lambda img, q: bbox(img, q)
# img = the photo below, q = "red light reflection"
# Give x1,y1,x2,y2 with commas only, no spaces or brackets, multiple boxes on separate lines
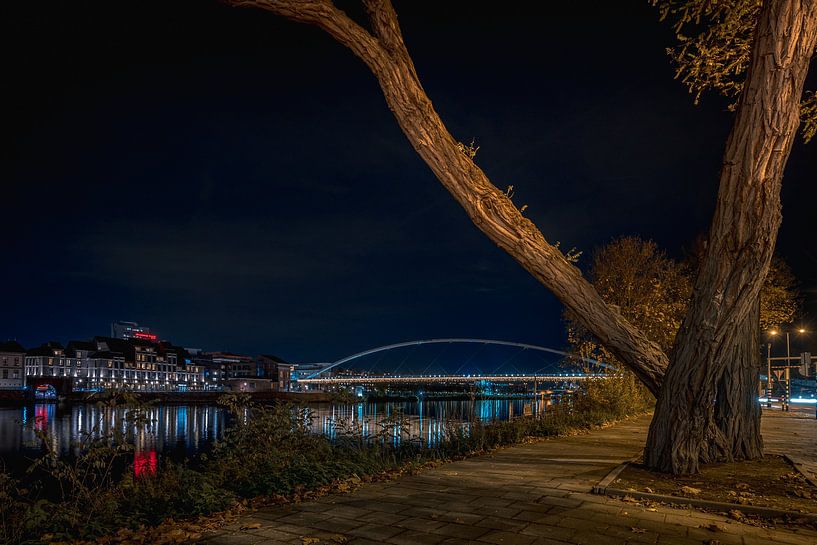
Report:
34,404,49,432
133,450,158,477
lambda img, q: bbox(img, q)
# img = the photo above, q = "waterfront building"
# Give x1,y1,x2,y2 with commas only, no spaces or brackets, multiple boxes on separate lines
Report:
25,337,203,392
208,352,255,379
25,342,77,379
189,351,224,391
223,377,273,392
0,340,25,389
256,354,293,391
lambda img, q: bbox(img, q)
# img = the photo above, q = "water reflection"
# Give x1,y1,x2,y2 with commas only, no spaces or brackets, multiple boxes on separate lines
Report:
0,403,225,474
0,397,553,472
314,397,553,447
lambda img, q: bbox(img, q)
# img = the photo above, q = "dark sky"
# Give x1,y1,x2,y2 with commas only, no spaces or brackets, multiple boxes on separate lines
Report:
2,1,816,363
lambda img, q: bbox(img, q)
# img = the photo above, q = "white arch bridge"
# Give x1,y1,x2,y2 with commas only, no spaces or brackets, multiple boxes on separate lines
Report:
296,338,610,386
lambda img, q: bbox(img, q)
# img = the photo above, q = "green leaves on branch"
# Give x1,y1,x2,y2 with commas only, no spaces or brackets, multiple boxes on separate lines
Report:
802,92,817,143
456,138,480,159
652,0,816,142
652,0,759,106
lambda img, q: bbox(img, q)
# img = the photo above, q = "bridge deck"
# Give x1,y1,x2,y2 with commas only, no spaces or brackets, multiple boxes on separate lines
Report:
298,374,605,385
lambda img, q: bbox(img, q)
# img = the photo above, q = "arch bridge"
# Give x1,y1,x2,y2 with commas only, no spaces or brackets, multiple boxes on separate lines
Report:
297,338,608,385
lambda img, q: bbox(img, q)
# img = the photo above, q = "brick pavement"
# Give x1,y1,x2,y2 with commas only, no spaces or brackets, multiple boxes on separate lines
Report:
202,414,817,545
762,408,817,485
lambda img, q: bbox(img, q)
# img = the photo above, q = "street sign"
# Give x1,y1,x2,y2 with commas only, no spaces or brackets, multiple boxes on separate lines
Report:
801,352,812,377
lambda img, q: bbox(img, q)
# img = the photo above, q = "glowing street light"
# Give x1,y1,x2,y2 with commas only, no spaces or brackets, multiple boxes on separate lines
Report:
767,328,809,411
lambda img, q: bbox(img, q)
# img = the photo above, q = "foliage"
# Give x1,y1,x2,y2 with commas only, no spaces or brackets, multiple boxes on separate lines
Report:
456,138,479,159
573,374,655,417
652,0,817,141
802,91,817,144
566,237,691,363
760,256,802,331
566,236,800,406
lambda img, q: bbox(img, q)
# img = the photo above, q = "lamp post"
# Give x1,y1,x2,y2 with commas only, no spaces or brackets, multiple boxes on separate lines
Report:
769,328,806,411
766,343,772,409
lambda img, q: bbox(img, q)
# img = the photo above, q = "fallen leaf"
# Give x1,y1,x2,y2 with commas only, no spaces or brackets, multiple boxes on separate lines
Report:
630,527,647,534
680,486,701,495
240,523,262,530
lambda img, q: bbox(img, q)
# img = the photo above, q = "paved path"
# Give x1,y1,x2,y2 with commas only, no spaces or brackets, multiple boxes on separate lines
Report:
762,408,817,485
203,414,817,545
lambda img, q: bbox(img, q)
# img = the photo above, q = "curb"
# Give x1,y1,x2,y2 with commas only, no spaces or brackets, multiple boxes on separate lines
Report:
592,461,817,523
591,459,632,495
783,454,817,488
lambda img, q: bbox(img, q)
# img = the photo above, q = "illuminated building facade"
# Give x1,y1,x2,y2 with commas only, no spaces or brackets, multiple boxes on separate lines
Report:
25,337,203,392
208,352,255,379
0,340,26,389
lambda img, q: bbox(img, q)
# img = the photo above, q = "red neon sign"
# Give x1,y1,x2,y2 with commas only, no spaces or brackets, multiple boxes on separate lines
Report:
133,332,157,341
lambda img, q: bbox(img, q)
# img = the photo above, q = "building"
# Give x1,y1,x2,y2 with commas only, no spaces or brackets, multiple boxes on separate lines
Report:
257,354,293,392
110,321,156,341
25,342,76,379
25,337,203,392
223,377,273,392
0,341,26,389
208,352,255,379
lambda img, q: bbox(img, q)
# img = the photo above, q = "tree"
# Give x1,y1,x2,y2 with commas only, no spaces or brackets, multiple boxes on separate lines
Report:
567,236,800,372
226,0,817,473
760,257,801,331
572,238,691,354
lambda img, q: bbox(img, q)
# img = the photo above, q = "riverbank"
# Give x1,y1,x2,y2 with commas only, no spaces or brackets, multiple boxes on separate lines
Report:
0,394,641,544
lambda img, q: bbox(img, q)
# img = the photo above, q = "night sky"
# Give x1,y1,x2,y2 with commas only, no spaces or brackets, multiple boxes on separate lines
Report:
3,1,816,363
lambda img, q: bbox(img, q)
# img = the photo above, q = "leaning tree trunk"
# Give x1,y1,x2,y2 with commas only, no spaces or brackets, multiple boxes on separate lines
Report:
227,0,670,395
645,0,817,474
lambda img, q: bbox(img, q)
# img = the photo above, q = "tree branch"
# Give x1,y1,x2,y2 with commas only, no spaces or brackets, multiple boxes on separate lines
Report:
225,0,670,395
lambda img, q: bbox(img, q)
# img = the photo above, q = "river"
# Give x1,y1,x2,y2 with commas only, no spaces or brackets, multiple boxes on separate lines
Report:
0,397,552,476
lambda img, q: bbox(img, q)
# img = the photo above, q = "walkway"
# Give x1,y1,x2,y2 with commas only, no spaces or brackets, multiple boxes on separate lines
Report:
203,413,817,545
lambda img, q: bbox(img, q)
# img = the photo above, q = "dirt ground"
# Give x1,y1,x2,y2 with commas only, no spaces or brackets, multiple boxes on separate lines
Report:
614,455,817,514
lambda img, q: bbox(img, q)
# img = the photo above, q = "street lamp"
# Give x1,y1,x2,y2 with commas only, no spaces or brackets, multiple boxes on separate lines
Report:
768,328,807,411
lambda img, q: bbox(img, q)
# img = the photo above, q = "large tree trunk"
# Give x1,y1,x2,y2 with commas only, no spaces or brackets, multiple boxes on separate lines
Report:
712,301,763,461
645,0,817,474
644,302,764,473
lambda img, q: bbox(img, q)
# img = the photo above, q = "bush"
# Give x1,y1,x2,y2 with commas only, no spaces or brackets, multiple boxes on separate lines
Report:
573,372,654,417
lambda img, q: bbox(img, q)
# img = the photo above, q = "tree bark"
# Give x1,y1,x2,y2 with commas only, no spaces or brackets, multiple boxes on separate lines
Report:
226,0,669,395
712,300,763,462
644,0,817,474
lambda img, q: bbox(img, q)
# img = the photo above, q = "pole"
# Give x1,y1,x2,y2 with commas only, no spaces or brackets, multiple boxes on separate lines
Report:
766,343,772,409
785,332,791,412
